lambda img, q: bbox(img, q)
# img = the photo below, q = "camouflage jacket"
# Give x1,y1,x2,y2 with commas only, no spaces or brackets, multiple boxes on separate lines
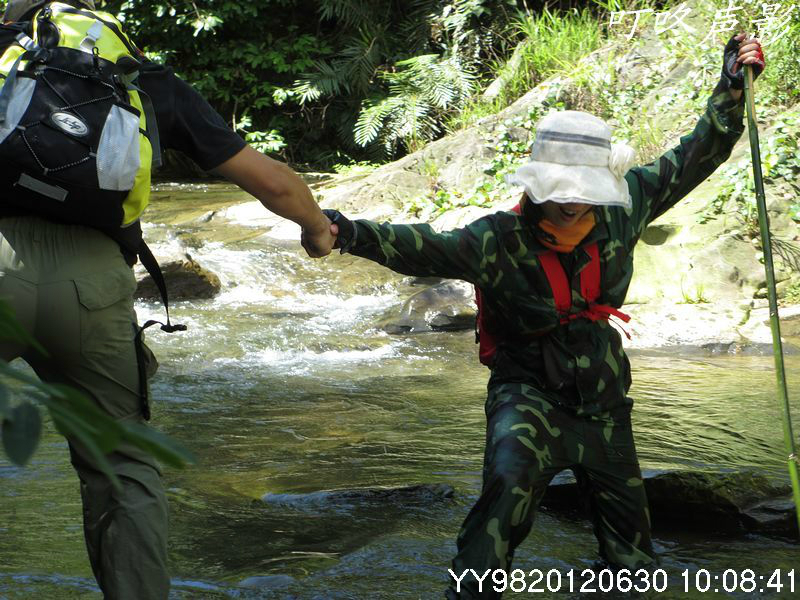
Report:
347,84,745,416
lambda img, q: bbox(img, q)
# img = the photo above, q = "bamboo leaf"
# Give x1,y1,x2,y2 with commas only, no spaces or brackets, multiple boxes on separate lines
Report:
41,397,122,490
0,385,8,420
120,422,195,469
0,300,45,355
1,402,41,465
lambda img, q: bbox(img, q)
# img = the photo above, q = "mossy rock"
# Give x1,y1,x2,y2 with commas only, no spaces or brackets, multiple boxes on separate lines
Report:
541,470,796,537
136,256,221,301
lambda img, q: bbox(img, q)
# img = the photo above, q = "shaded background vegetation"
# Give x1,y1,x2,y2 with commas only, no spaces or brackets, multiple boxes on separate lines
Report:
91,0,604,168
3,0,796,171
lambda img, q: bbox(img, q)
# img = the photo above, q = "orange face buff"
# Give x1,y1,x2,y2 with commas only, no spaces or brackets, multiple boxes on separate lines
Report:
536,211,596,253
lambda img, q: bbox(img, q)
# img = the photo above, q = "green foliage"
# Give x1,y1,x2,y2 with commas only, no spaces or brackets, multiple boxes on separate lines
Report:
234,115,287,155
289,1,534,162
451,7,602,131
784,280,800,304
758,12,800,105
354,54,476,154
679,281,710,304
0,300,193,487
0,0,787,171
503,8,602,96
405,104,546,217
703,111,800,235
97,0,324,161
1,399,40,465
332,161,379,176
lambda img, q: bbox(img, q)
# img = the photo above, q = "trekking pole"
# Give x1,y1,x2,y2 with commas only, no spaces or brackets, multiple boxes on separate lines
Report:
743,64,800,536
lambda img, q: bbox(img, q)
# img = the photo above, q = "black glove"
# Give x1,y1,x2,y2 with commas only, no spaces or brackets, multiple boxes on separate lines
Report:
721,34,764,90
322,209,357,253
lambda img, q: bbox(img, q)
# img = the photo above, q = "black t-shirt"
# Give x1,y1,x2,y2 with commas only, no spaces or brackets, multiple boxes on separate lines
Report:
0,23,246,171
138,63,246,171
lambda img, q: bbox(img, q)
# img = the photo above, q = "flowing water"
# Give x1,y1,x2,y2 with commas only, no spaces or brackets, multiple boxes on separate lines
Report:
1,184,798,599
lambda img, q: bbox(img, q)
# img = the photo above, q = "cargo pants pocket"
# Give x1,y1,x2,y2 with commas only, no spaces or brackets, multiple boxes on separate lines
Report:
74,265,148,419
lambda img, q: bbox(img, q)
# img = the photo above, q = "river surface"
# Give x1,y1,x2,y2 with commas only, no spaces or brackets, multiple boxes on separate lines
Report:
1,184,798,599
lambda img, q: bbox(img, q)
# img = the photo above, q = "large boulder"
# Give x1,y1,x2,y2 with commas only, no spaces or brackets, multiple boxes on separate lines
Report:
135,255,221,301
540,470,797,537
377,279,477,333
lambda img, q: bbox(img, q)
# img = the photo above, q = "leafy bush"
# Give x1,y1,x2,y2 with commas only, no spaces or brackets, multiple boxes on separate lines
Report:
450,7,602,131
354,54,476,155
704,111,800,235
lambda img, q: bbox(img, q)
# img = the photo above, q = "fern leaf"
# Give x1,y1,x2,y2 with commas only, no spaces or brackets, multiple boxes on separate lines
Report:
354,96,402,147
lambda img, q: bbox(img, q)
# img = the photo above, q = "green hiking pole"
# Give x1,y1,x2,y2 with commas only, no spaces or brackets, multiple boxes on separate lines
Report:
743,64,800,536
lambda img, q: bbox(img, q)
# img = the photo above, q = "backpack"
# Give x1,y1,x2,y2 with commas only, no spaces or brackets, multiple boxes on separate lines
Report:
475,204,630,367
0,2,181,333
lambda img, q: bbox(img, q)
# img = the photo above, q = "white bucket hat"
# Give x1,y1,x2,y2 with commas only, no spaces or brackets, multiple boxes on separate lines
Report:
507,110,636,209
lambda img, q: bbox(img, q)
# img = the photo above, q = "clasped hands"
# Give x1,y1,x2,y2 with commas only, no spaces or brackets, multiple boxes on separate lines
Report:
300,209,348,258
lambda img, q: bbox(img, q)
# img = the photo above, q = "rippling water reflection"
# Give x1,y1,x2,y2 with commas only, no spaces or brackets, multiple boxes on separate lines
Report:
1,188,798,598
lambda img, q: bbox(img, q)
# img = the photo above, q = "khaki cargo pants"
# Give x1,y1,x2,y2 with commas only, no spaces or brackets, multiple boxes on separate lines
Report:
0,217,169,599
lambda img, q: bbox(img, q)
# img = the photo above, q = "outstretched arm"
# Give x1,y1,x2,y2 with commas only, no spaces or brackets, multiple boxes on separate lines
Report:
325,209,492,284
626,34,764,231
213,146,335,257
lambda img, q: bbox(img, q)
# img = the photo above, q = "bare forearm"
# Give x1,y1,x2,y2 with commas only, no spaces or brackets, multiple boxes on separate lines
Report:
213,146,328,232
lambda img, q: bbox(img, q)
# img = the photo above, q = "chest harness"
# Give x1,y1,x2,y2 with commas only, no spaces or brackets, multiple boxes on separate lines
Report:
476,205,631,367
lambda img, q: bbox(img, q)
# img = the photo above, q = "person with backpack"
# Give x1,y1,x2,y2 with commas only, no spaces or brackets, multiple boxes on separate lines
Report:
0,1,334,598
320,35,764,599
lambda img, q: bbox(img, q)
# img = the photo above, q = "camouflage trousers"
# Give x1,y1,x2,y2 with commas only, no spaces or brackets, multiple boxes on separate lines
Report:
448,382,654,599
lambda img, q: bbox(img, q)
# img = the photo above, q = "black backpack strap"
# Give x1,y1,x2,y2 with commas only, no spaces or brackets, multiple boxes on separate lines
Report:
0,33,47,124
102,222,184,335
124,76,162,168
137,239,186,334
132,322,151,420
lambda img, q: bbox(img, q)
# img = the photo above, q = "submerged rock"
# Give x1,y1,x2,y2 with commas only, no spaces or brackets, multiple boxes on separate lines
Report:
238,575,295,590
741,496,799,535
378,280,476,333
135,255,222,301
540,470,797,538
261,483,454,511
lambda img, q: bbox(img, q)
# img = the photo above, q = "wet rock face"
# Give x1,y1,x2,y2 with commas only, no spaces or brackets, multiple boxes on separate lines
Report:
540,470,798,538
378,279,477,334
135,255,222,300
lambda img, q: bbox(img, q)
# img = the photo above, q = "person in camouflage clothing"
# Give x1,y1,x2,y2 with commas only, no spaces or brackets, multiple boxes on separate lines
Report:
309,35,764,598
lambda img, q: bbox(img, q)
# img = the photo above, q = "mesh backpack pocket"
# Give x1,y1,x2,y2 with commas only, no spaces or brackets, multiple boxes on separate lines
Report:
0,72,34,145
97,103,140,191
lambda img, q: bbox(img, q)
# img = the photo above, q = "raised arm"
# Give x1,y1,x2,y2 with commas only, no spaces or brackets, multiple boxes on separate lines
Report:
626,34,764,231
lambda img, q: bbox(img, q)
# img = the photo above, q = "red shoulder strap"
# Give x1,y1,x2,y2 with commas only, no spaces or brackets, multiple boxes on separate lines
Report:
540,242,602,315
580,243,601,303
539,252,571,314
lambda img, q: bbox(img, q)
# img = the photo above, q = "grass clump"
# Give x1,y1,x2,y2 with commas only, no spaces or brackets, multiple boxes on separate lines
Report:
449,7,603,132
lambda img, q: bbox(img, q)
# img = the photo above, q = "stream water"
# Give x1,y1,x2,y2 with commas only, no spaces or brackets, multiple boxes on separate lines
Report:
1,184,798,599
